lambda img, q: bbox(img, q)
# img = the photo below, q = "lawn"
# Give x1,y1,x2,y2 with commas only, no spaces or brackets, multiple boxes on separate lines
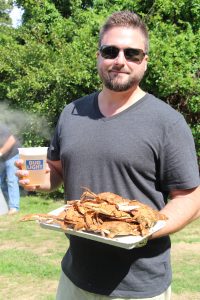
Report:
0,195,200,299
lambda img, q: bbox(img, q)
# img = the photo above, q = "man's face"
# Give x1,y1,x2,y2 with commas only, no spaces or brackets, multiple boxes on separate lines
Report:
97,27,148,92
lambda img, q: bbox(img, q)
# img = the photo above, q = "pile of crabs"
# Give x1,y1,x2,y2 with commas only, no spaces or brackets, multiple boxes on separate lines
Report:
21,188,167,238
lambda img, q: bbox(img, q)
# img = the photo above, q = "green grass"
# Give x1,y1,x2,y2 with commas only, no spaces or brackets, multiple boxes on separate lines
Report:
0,195,68,299
171,218,200,296
0,249,58,278
0,195,200,299
171,219,200,243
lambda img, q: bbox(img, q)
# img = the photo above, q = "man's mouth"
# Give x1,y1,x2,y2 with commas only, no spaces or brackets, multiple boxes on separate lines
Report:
109,69,128,75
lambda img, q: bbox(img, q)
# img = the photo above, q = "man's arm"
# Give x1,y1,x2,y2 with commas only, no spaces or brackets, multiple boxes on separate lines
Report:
0,135,16,155
151,186,200,239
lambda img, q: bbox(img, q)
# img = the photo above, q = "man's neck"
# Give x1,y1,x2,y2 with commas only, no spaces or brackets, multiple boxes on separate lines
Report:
98,87,146,117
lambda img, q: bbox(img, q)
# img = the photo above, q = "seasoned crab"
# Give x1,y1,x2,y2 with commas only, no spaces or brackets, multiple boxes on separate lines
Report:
20,187,167,238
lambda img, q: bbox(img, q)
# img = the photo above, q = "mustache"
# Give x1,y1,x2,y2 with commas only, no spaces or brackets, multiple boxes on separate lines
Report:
108,66,129,73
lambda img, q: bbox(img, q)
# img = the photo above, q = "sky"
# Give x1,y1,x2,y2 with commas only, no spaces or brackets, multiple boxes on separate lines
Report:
9,4,23,28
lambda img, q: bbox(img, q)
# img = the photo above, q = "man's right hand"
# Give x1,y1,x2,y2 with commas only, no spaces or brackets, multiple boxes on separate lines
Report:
15,159,41,191
16,158,63,192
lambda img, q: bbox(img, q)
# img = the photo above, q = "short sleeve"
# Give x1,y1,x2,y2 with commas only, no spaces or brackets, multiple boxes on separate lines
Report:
160,116,200,191
47,121,61,161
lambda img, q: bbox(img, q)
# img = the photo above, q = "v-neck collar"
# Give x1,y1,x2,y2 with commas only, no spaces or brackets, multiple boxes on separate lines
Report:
93,91,148,121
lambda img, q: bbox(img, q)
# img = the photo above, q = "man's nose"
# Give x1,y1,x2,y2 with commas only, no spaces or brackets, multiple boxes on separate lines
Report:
114,50,126,64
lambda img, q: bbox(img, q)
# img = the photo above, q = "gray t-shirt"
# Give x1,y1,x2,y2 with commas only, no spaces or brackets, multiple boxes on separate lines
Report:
48,92,199,298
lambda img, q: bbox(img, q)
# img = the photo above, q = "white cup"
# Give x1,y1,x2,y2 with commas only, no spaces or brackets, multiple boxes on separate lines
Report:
18,147,48,185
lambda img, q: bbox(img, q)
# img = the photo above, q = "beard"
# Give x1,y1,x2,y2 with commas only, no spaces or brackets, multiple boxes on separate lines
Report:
98,66,145,92
102,76,138,91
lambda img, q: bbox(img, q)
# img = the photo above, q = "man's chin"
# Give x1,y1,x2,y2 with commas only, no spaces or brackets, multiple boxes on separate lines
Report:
105,82,133,92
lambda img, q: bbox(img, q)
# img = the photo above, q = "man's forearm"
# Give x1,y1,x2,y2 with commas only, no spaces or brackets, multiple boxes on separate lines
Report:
0,135,16,155
151,186,200,239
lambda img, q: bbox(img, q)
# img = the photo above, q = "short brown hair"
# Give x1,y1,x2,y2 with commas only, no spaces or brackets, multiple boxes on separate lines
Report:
99,11,149,53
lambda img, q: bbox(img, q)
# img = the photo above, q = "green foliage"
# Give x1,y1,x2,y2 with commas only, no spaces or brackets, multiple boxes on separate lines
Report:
0,0,199,168
0,0,13,25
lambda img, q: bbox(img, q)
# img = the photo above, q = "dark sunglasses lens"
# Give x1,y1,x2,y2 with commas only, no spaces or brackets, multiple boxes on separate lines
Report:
100,46,119,59
100,46,145,62
125,49,145,62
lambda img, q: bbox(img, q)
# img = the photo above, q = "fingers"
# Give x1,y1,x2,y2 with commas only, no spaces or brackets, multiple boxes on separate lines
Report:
45,167,50,174
15,158,24,170
15,159,39,190
15,158,46,191
23,184,41,191
15,168,29,184
15,169,29,178
135,237,148,248
16,173,40,191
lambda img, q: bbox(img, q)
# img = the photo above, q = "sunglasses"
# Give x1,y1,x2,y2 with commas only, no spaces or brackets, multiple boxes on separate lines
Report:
99,45,146,63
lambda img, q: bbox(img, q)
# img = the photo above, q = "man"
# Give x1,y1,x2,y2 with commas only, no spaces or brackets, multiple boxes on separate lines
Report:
0,124,20,214
16,11,200,300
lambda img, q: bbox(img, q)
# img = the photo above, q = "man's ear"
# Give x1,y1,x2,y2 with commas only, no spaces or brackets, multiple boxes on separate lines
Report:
144,56,148,71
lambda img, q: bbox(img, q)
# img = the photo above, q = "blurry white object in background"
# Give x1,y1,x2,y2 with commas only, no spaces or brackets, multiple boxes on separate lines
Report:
10,3,23,28
0,188,8,215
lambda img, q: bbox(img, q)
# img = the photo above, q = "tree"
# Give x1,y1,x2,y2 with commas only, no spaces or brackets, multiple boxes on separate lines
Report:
0,0,13,25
